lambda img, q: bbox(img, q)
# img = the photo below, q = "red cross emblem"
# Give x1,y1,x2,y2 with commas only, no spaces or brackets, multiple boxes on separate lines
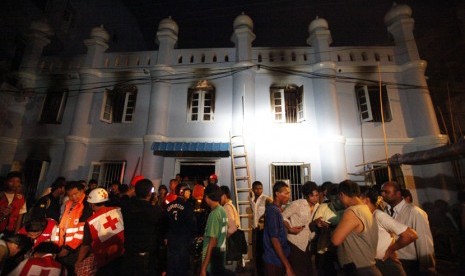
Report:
103,215,119,230
39,269,51,276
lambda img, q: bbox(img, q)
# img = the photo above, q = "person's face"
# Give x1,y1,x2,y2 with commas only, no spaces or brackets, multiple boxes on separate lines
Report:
252,185,263,197
184,189,191,199
67,188,84,203
307,190,320,205
338,192,349,207
220,194,227,205
176,175,182,183
26,231,42,240
111,184,119,193
276,187,291,205
158,189,167,198
57,186,66,196
169,180,178,192
7,177,21,193
381,184,400,205
89,183,98,190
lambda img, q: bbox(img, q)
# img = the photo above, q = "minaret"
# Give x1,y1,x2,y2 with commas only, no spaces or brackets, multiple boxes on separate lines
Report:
61,25,110,178
230,13,257,179
307,17,347,182
0,20,53,168
2,20,53,138
141,17,178,182
385,3,440,138
230,13,256,137
385,4,451,201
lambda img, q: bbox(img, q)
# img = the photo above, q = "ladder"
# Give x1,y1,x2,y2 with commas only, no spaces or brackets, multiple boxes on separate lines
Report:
229,134,252,259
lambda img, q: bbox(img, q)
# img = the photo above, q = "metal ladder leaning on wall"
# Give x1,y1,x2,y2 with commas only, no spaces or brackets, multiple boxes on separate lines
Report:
229,134,253,260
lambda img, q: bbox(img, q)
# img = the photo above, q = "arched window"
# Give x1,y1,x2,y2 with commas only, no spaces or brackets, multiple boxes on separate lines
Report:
270,85,304,123
187,80,215,122
39,89,68,124
101,84,138,123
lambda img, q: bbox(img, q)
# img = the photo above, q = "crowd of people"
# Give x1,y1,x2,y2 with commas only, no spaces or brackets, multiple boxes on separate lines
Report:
0,170,464,276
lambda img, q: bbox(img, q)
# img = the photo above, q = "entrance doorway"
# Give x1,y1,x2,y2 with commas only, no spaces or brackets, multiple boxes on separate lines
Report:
178,160,216,187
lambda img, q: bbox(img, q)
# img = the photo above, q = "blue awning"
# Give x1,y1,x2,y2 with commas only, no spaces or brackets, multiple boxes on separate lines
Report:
151,142,230,157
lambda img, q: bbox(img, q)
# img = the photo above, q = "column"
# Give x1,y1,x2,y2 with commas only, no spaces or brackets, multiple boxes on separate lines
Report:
141,18,178,181
230,13,257,179
0,21,53,170
60,26,109,178
308,17,347,182
385,3,440,137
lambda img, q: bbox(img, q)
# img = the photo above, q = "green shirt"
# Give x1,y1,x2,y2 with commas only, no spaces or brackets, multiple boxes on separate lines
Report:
202,205,227,263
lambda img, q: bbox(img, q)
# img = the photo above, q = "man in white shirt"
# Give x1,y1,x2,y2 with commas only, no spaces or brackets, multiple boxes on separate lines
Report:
381,181,436,276
282,181,320,276
249,181,272,276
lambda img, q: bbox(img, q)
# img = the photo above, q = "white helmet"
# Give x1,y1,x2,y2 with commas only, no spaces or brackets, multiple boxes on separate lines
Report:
87,188,109,204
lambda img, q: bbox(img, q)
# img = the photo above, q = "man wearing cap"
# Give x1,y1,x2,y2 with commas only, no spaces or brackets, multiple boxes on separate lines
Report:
30,178,66,222
210,174,218,183
76,188,124,275
163,183,196,276
7,241,65,276
164,179,179,206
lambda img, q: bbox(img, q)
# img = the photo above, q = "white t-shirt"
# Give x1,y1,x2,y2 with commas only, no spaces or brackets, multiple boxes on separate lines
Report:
374,209,407,260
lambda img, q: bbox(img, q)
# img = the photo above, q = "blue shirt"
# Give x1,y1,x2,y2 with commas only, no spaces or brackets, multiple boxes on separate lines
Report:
263,203,290,266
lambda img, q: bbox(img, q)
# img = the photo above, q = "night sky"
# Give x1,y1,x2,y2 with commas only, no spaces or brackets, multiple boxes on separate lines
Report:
120,0,459,49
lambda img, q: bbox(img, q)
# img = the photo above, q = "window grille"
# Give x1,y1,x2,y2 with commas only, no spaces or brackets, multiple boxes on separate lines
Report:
270,163,311,201
89,161,126,189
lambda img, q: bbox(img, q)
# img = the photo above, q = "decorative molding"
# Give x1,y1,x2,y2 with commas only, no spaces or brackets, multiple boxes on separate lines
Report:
399,60,427,73
346,137,413,146
0,137,19,145
346,134,448,146
22,137,65,145
144,134,228,143
311,61,337,72
64,135,142,145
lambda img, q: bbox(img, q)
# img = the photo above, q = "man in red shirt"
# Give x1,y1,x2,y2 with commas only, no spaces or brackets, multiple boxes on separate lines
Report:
0,171,27,236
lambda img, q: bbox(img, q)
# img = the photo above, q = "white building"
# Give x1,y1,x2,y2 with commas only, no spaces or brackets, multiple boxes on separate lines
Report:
0,4,455,204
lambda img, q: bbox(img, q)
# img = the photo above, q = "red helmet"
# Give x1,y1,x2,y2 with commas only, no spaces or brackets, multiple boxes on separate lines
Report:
130,175,145,186
209,174,218,181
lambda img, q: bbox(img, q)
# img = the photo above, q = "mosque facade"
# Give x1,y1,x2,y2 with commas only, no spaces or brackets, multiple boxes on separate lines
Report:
0,4,454,203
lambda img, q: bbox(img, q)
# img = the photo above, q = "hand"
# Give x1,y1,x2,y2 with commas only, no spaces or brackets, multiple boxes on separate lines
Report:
382,246,399,263
285,266,296,276
57,248,69,258
315,217,330,228
288,226,304,235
